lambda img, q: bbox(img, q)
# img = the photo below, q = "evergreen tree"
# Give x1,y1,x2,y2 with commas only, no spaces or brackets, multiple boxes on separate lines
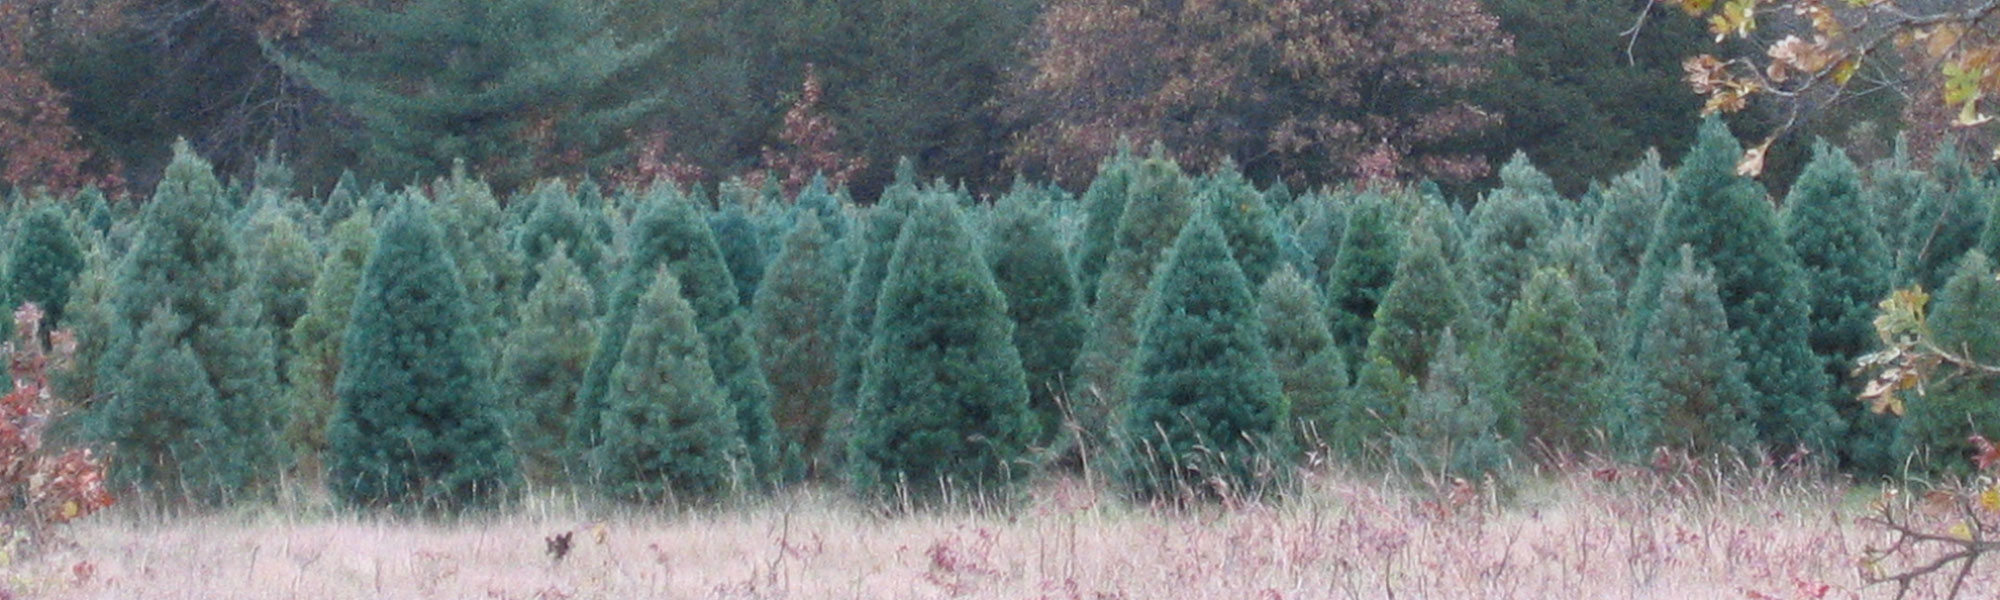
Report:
573,190,778,481
709,201,771,308
1324,190,1406,362
1780,141,1896,472
283,212,374,480
1465,153,1560,322
592,267,743,502
1496,267,1610,450
985,191,1086,436
1347,220,1466,455
96,307,230,501
1591,150,1668,299
1075,147,1136,302
1895,252,2000,473
1865,136,1931,260
1897,143,1989,291
1629,117,1838,453
1119,210,1287,499
329,200,516,511
1073,151,1194,428
514,181,610,298
826,184,916,466
430,170,522,358
278,0,664,191
1257,264,1347,437
499,248,598,487
1392,329,1507,477
99,142,278,501
239,204,319,349
3,201,83,324
1200,166,1282,289
750,216,844,480
1542,221,1626,356
850,196,1037,499
1617,247,1758,455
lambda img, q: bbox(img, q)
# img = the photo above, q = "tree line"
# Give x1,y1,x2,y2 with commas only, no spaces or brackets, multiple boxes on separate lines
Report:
2,115,1994,511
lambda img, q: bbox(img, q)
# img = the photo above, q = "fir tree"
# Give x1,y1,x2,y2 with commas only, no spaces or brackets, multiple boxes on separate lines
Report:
1200,166,1282,289
592,267,743,502
1496,267,1610,450
278,0,664,191
1257,264,1347,438
1324,190,1406,362
239,204,319,349
1897,143,1989,291
95,307,230,501
4,201,83,325
985,191,1086,436
1617,247,1757,455
1073,151,1194,429
1119,211,1287,499
430,170,522,358
1540,222,1625,356
1591,149,1668,299
329,200,516,511
1895,252,2000,473
99,142,278,501
825,184,915,470
1628,117,1838,453
1780,141,1895,473
709,201,771,309
283,212,374,480
499,247,598,486
514,181,610,298
1075,147,1136,303
1392,329,1507,478
850,196,1037,499
750,216,844,480
1347,220,1465,455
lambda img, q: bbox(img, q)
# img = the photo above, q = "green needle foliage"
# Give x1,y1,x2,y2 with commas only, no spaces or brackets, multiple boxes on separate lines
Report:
1075,146,1137,303
1324,190,1406,363
1118,210,1287,501
1616,246,1757,456
591,267,743,503
1200,166,1282,289
1780,141,1895,473
284,212,374,481
1465,153,1560,322
985,190,1086,437
499,248,599,487
1495,267,1610,451
1073,150,1194,429
1895,252,2000,474
1257,264,1347,439
1392,329,1507,478
4,201,84,325
850,195,1037,501
750,216,845,481
329,199,516,512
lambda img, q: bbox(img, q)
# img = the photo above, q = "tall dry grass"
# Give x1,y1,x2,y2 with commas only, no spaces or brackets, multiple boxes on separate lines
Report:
1,461,1980,599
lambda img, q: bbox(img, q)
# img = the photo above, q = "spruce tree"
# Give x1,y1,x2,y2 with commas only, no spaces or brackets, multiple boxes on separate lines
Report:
99,142,278,501
1897,143,1989,291
1392,329,1507,477
240,204,319,349
499,247,598,486
278,0,664,191
750,216,845,480
850,196,1037,499
1496,268,1610,450
1075,147,1137,303
4,201,83,325
592,267,743,503
514,181,610,298
1591,149,1668,299
1119,211,1287,499
329,200,516,511
1628,117,1838,453
1200,166,1282,289
1465,153,1560,322
1780,141,1896,472
283,212,374,479
985,191,1086,436
1617,247,1757,455
1324,190,1406,362
1895,252,2000,473
1347,220,1466,455
1257,264,1347,437
826,185,915,470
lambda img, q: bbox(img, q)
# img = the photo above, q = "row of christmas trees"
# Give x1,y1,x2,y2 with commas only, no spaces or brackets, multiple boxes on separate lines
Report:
5,117,1997,511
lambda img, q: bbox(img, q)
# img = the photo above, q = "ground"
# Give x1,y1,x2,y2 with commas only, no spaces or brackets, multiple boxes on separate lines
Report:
2,467,1985,599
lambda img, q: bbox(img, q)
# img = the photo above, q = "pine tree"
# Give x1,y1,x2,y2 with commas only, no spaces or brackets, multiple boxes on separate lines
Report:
985,191,1085,436
1897,143,1989,291
1540,222,1625,355
850,196,1037,499
1628,117,1838,453
4,201,83,325
1075,147,1137,303
1617,246,1757,455
592,267,743,503
1591,149,1668,299
1895,252,2000,473
750,216,844,480
283,211,374,480
709,201,771,309
1073,151,1194,429
329,200,516,511
1780,141,1896,473
95,307,229,501
1392,329,1507,477
827,184,916,467
1465,153,1560,322
430,170,521,359
1324,189,1406,362
573,189,777,481
1119,210,1287,499
1200,166,1282,289
499,247,598,486
278,0,664,191
239,204,319,350
514,181,610,298
1347,220,1466,455
1496,267,1610,450
1257,264,1347,438
99,142,278,501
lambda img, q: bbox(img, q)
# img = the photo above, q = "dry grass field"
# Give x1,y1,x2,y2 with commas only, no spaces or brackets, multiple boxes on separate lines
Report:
1,465,1986,600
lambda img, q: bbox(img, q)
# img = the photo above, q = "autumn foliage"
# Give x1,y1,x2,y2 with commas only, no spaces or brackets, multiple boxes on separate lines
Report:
0,303,111,547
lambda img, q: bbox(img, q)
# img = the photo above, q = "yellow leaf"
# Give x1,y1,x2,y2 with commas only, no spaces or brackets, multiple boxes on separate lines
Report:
1680,0,1717,15
1832,59,1860,85
1950,521,1974,540
1959,96,1993,127
1979,486,2000,513
59,500,77,521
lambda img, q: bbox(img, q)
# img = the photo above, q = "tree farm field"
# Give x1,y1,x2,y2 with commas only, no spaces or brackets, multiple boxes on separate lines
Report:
5,467,1979,600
